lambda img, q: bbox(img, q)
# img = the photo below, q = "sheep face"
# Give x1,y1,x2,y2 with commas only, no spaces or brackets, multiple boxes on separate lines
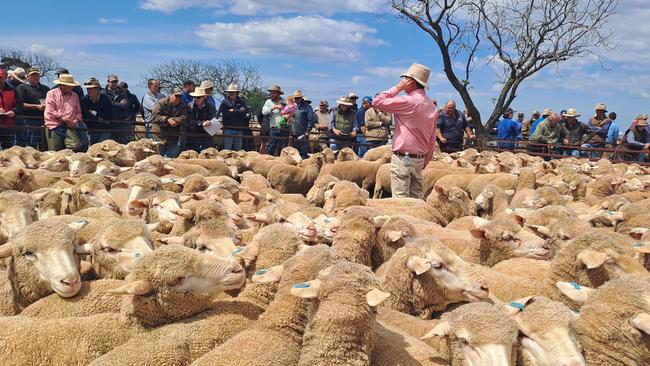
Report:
474,190,494,218
6,168,37,192
126,176,161,215
94,160,126,177
39,155,70,172
0,192,36,238
31,189,62,219
182,219,242,259
93,221,155,277
306,175,338,206
177,150,199,159
133,155,170,176
68,154,101,178
0,151,26,168
471,221,551,264
74,181,118,212
280,146,302,165
198,147,219,159
282,212,318,243
313,215,340,244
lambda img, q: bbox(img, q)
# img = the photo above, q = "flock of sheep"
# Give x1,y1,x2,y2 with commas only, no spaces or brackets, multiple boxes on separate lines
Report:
0,138,649,366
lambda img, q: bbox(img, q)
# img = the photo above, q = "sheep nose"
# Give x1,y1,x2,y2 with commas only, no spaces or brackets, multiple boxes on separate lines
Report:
60,275,80,287
232,264,245,274
542,243,551,250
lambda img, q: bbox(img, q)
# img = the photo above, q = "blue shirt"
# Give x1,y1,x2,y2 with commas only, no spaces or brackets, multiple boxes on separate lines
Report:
606,121,620,144
530,117,546,136
356,107,368,129
292,100,314,135
497,118,519,149
181,90,193,105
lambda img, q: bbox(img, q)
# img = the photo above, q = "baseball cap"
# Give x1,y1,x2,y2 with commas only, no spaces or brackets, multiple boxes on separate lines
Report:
503,107,514,114
362,96,373,103
27,67,41,76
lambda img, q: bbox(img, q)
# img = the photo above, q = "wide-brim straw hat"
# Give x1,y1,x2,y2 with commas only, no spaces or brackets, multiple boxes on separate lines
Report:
400,63,431,88
267,84,284,95
83,78,101,89
595,103,607,112
225,83,240,93
562,108,581,118
190,87,210,97
637,114,648,126
53,74,80,87
200,80,214,89
542,108,553,116
293,90,304,98
8,67,26,83
336,96,353,106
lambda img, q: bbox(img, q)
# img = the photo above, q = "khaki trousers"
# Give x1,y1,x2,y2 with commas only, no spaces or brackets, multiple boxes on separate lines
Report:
390,153,424,199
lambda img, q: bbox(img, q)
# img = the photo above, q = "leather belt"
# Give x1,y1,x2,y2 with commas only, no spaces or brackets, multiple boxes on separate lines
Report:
394,151,425,159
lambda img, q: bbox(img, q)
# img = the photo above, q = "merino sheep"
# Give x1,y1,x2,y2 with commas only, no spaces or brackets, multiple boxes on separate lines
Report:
306,174,339,206
267,152,324,195
87,139,137,167
68,153,103,177
0,191,37,241
319,155,391,192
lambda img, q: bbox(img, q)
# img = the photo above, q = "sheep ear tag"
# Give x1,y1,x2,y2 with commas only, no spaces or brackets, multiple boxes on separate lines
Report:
555,281,595,304
366,288,391,307
632,242,650,254
290,279,321,299
504,296,535,315
252,265,284,284
407,256,432,276
576,250,608,270
421,320,451,340
630,313,650,335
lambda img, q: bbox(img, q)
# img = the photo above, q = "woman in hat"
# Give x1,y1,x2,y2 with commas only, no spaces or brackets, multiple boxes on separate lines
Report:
217,83,250,151
328,96,358,150
187,87,217,152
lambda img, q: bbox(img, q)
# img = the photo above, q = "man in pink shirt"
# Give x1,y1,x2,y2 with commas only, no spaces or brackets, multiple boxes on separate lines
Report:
44,73,87,151
373,63,439,198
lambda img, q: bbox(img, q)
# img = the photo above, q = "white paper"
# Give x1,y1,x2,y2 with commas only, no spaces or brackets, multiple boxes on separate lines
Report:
203,118,223,136
90,110,97,116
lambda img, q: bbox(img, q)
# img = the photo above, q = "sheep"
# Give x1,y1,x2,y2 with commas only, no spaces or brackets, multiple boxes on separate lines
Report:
65,174,119,213
584,173,622,205
306,173,339,206
251,146,302,177
133,155,209,177
2,167,37,192
38,151,72,171
557,278,650,366
319,154,391,192
376,238,489,318
291,260,391,366
324,180,370,214
191,244,337,366
68,152,103,177
524,186,573,209
30,188,64,219
467,173,519,199
0,191,37,241
0,219,88,315
87,139,137,166
335,146,360,161
371,321,447,366
126,138,159,161
421,302,519,366
0,245,246,366
173,158,234,177
267,152,324,195
117,173,162,216
94,159,131,177
239,171,272,192
363,144,392,161
0,149,27,168
178,149,200,159
330,209,379,268
5,145,40,168
474,184,514,220
74,207,122,220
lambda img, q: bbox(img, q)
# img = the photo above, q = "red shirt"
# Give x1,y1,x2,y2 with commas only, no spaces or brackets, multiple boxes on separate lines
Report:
0,88,16,126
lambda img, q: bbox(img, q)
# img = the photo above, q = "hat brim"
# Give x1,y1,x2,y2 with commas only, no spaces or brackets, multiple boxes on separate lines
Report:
267,89,284,95
53,80,80,87
190,92,208,97
637,122,648,126
400,74,429,89
226,89,240,93
8,72,26,83
84,84,101,89
562,114,581,118
337,101,353,106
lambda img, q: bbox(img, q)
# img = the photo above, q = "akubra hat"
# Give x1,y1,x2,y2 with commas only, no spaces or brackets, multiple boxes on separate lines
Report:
293,90,304,98
8,67,26,83
637,114,648,126
190,87,210,98
336,96,353,106
200,80,215,89
53,74,80,87
562,108,581,118
267,84,284,95
400,63,431,88
225,83,240,93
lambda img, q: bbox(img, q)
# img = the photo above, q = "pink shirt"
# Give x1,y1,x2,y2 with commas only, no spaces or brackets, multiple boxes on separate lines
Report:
373,87,439,164
44,88,82,130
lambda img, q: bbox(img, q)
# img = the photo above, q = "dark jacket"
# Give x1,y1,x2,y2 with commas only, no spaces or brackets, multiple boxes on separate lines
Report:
217,97,250,128
151,97,188,142
438,109,469,144
561,120,591,146
292,100,314,136
188,100,216,135
101,87,129,122
81,94,114,129
123,91,140,121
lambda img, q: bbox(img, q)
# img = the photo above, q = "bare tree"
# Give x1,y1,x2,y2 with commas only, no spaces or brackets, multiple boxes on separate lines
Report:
0,48,59,80
144,59,264,100
390,0,618,132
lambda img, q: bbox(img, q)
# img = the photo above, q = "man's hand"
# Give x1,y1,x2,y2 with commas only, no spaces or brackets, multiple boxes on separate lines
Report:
228,109,234,112
272,105,282,111
644,143,650,150
351,131,357,138
332,128,341,136
439,136,447,144
168,118,177,127
469,134,476,140
5,111,14,118
395,77,415,92
202,121,212,127
563,139,569,145
319,125,328,131
39,104,46,111
239,107,246,112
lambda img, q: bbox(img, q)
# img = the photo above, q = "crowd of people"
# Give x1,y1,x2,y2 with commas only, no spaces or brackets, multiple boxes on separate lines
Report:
0,64,648,163
493,104,650,161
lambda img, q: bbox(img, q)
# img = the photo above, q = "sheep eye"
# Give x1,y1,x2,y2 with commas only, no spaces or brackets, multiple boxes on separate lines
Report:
83,191,91,196
196,245,209,252
21,249,34,257
168,277,184,287
458,338,469,346
430,261,443,270
605,258,615,265
102,247,118,254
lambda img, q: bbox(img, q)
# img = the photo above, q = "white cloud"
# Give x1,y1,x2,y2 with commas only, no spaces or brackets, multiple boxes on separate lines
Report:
196,16,384,61
28,43,64,57
98,17,127,24
351,75,366,85
140,0,384,15
307,72,331,78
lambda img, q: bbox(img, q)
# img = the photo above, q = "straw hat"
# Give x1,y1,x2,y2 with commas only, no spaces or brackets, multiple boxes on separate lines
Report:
594,103,607,112
53,74,80,87
83,78,101,89
637,114,648,126
336,96,353,106
200,80,214,89
293,90,304,98
267,84,284,95
400,63,431,88
27,67,41,76
190,87,210,97
225,83,240,93
348,92,358,99
542,108,553,116
8,67,26,83
562,108,581,118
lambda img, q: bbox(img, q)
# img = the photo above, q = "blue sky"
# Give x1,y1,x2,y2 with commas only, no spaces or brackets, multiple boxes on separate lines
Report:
3,0,650,129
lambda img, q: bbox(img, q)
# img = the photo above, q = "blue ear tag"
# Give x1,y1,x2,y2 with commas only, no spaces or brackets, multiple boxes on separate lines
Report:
231,247,243,255
324,218,332,224
134,252,142,258
254,269,269,275
605,211,613,216
509,302,525,310
292,282,311,288
633,243,646,248
569,282,581,290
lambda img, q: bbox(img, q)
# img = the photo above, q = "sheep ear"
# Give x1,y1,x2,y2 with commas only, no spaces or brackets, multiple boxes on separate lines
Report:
421,320,451,340
192,192,207,201
92,157,104,163
171,208,194,219
142,148,155,154
145,223,159,234
111,182,129,189
75,243,93,255
504,189,515,196
174,178,187,186
119,167,131,172
407,256,431,276
434,185,444,195
577,249,608,269
107,150,119,157
513,212,527,227
0,242,13,258
372,215,391,229
130,198,150,209
162,164,175,173
630,313,650,335
366,288,391,307
290,279,322,299
178,195,192,203
246,213,271,224
31,191,48,201
326,181,337,190
503,296,536,315
252,264,284,284
469,228,487,240
159,236,183,246
629,228,649,241
109,280,154,296
386,230,404,243
528,225,551,239
62,177,77,185
234,244,259,267
555,281,595,304
67,220,89,232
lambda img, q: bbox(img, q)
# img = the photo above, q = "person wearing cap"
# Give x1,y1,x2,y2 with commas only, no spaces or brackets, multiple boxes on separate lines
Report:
328,96,358,151
290,90,314,159
354,96,374,157
199,80,218,108
262,84,287,156
44,74,88,151
15,67,50,148
436,99,473,152
348,93,359,113
363,95,391,151
521,110,539,140
141,79,166,139
81,78,114,144
372,63,438,199
311,100,330,152
497,107,520,150
516,112,525,139
187,87,217,152
623,114,650,162
116,81,140,143
102,74,132,143
52,67,84,101
151,86,188,158
529,113,566,158
217,83,250,151
530,108,552,136
581,103,612,158
558,108,590,157
181,80,196,105
6,67,26,91
0,69,17,148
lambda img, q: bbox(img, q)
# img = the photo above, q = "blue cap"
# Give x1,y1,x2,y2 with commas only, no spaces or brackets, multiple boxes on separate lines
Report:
362,96,373,103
